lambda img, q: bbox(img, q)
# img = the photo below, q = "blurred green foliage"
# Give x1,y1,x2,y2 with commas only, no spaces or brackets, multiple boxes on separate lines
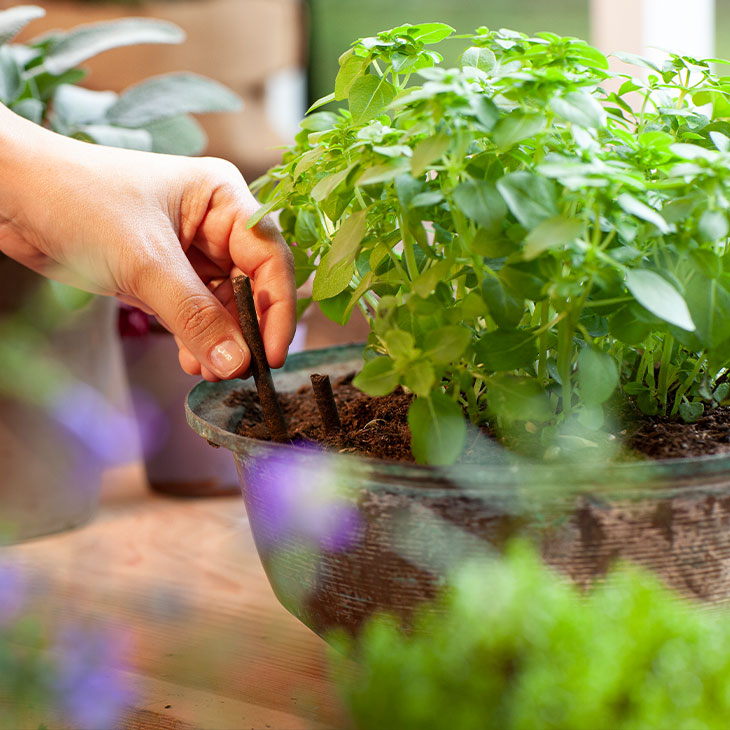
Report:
336,541,730,730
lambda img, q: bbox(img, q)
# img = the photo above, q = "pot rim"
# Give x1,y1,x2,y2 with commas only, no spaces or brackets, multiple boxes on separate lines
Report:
185,344,730,497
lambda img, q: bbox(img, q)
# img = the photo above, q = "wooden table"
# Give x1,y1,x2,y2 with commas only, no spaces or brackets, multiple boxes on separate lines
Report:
4,464,350,730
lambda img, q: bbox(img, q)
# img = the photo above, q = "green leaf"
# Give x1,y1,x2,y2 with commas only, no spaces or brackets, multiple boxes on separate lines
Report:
404,360,436,397
493,113,546,150
488,374,553,422
353,356,399,396
551,91,606,129
411,133,449,177
408,392,466,465
406,22,455,44
107,72,241,127
475,330,537,371
617,193,670,234
679,400,704,423
0,5,45,46
625,269,695,332
44,18,184,75
349,74,396,125
452,180,507,233
423,326,471,365
578,347,619,405
481,277,523,329
497,171,558,230
294,210,319,246
385,329,416,360
685,275,730,348
523,216,583,260
312,210,368,300
312,257,354,301
698,210,729,242
312,164,356,201
306,92,336,113
460,46,496,72
319,289,354,325
356,159,410,186
335,52,368,101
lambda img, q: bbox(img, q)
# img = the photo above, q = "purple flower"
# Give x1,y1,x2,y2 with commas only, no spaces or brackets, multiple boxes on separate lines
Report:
245,446,362,553
0,560,25,627
52,624,136,730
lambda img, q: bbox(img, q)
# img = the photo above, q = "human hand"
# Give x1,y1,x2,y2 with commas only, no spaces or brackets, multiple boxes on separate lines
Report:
0,104,296,381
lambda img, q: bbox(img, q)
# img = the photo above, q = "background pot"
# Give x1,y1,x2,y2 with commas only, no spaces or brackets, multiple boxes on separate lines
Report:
187,345,730,638
122,327,239,497
0,259,132,541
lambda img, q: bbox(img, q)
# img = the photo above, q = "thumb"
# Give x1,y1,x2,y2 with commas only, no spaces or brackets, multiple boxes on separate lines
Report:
134,252,250,379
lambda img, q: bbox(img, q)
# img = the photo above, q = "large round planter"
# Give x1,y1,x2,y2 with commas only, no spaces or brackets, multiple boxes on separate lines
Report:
186,345,730,638
0,259,130,542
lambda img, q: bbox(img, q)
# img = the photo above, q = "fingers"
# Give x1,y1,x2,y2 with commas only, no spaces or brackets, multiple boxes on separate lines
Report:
133,242,251,380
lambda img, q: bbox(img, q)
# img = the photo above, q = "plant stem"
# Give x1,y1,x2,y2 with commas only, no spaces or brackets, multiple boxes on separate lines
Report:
557,312,574,414
657,334,674,413
538,300,549,385
670,354,706,416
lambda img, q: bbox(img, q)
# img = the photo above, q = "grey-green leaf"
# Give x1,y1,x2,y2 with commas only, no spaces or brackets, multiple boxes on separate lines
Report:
107,72,241,127
0,46,21,104
408,392,466,465
0,5,45,46
145,114,207,156
44,18,184,75
423,326,471,365
79,124,153,151
53,84,117,125
476,330,537,371
349,74,396,125
625,269,695,331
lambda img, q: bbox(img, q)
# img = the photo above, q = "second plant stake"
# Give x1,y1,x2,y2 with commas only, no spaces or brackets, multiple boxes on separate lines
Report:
232,275,289,443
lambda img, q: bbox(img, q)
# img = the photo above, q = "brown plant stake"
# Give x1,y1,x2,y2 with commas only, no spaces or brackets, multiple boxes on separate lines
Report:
310,373,342,434
232,275,288,443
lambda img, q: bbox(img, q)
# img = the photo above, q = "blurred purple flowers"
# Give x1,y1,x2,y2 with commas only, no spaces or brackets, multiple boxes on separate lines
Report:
245,446,362,553
0,560,24,627
52,624,135,730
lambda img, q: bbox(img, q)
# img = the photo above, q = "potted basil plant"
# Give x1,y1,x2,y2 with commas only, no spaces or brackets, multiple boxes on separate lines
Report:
0,5,240,541
187,23,730,636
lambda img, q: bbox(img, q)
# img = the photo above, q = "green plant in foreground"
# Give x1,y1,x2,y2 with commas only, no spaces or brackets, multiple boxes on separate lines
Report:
334,542,730,730
253,23,730,464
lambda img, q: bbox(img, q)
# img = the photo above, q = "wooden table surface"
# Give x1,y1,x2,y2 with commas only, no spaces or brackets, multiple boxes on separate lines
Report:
4,464,350,730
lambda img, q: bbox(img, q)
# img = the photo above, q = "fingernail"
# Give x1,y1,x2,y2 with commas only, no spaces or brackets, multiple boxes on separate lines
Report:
209,340,245,377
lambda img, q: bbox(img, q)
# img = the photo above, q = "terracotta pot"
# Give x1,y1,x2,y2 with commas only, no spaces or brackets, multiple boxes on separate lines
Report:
123,330,239,496
0,259,130,541
4,0,307,176
186,345,730,638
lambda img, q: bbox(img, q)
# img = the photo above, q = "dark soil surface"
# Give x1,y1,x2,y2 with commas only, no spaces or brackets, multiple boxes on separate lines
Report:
227,374,730,463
